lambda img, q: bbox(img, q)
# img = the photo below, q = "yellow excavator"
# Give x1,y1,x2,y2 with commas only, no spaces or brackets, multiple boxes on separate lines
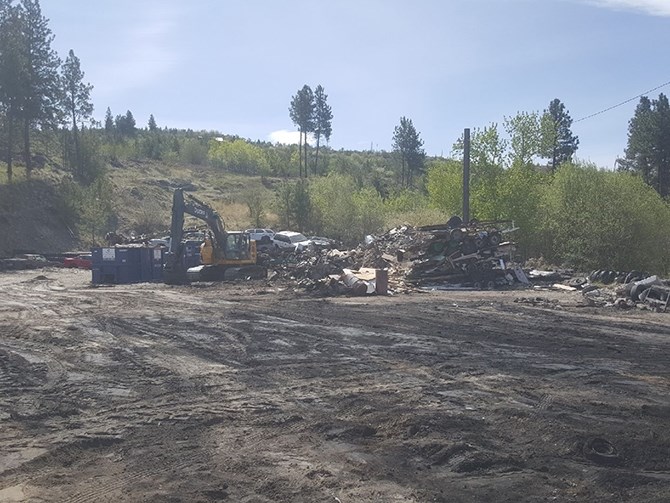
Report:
163,188,266,284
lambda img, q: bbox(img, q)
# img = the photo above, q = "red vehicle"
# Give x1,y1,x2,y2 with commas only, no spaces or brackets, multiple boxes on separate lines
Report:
63,254,92,269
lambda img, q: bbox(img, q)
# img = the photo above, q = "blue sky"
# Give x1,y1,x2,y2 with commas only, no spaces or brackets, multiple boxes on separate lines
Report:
43,0,670,169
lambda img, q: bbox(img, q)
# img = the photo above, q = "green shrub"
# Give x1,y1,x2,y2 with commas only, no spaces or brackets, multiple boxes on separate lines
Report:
542,163,670,273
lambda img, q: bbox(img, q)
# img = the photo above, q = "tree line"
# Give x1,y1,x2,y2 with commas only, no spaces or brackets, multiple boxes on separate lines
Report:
0,0,94,182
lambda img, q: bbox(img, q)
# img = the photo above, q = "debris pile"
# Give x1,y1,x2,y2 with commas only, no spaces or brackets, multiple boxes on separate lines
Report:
263,219,524,295
580,273,670,312
404,219,519,288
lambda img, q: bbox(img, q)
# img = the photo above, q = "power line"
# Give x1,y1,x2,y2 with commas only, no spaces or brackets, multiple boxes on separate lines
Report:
575,79,670,123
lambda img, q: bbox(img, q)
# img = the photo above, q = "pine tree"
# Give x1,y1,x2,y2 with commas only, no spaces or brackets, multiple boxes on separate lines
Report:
104,107,114,135
18,0,62,177
148,114,157,131
312,85,332,176
289,85,314,178
61,49,93,179
392,116,425,188
622,93,670,197
0,2,24,182
115,110,136,138
541,98,579,173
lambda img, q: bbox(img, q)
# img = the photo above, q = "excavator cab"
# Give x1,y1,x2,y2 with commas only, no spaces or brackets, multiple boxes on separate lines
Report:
200,231,256,263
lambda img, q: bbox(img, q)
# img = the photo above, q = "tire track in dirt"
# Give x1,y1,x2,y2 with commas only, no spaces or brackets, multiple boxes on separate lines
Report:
2,272,669,502
64,445,212,503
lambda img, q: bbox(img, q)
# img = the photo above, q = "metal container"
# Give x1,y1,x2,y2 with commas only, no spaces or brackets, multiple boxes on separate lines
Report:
375,269,389,295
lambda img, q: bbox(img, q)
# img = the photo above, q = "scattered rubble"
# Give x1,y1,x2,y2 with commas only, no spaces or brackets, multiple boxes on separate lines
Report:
568,271,670,312
261,219,524,295
8,219,670,313
260,222,670,311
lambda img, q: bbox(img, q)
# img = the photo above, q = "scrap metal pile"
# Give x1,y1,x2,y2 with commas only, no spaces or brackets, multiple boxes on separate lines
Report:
405,218,518,288
579,271,670,312
262,218,523,295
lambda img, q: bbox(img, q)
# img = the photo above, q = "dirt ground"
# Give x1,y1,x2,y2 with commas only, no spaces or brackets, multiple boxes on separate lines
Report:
0,269,669,503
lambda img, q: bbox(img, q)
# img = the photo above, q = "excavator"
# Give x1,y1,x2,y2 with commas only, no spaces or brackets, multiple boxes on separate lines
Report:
163,188,266,284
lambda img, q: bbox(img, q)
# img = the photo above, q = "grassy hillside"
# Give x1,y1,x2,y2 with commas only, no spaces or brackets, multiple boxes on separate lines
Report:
106,158,281,234
0,158,285,256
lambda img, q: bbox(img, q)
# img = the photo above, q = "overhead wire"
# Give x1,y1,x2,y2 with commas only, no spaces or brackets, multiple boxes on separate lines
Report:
574,79,670,123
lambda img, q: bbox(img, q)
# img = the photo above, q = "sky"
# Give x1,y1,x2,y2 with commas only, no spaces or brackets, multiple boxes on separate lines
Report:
42,0,670,169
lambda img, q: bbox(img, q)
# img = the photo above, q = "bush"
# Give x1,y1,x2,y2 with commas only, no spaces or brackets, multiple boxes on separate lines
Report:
497,162,549,258
209,139,269,174
426,159,463,216
181,138,208,165
541,163,670,273
309,173,385,244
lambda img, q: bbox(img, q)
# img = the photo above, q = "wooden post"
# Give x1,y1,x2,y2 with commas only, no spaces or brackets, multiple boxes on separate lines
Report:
463,128,470,224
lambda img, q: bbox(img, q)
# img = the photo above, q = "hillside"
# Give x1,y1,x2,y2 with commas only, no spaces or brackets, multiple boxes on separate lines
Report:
0,179,78,257
0,160,280,258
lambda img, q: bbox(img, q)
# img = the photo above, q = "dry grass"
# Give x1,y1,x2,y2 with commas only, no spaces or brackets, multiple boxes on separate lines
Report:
107,160,278,233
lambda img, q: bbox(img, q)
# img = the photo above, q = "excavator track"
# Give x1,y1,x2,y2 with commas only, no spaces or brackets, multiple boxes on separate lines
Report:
187,265,267,282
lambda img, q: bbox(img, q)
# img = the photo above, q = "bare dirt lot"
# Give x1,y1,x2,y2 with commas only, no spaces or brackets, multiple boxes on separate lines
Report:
0,269,669,502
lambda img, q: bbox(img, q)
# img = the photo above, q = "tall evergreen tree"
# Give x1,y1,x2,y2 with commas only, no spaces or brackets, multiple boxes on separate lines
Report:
622,93,670,197
541,98,579,173
104,107,114,135
289,85,314,178
17,0,62,176
0,1,24,182
115,110,136,137
312,84,332,175
61,49,93,179
148,113,157,131
392,116,425,188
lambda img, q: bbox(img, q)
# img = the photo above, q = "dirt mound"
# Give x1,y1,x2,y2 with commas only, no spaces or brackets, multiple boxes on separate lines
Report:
0,180,78,257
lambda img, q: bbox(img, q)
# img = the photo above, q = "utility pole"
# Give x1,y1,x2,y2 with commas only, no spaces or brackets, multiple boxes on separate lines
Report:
463,128,470,224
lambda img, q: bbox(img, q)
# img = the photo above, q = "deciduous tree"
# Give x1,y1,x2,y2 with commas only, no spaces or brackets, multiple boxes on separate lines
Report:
452,123,506,220
504,111,541,167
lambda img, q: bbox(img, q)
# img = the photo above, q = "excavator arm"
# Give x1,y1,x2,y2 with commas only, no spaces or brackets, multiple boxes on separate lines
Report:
164,188,228,284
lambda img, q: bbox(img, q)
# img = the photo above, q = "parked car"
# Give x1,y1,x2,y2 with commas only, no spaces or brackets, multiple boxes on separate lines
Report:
63,254,92,269
272,231,312,252
244,228,275,243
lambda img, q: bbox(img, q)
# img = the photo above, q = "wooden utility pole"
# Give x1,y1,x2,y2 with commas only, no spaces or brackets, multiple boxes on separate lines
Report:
463,128,470,224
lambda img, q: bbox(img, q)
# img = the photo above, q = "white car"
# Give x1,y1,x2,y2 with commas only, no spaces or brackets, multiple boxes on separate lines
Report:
244,228,275,244
272,231,312,252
